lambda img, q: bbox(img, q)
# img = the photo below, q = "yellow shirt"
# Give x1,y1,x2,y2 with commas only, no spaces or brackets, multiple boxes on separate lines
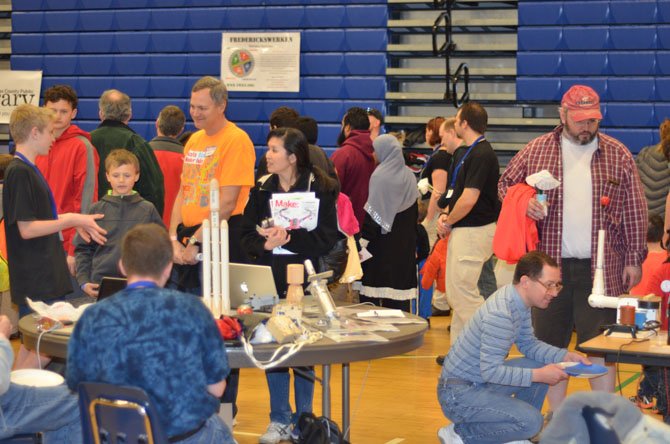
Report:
180,122,255,227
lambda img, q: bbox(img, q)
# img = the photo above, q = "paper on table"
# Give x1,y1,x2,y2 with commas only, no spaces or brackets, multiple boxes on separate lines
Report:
325,330,388,343
357,309,405,318
26,298,92,322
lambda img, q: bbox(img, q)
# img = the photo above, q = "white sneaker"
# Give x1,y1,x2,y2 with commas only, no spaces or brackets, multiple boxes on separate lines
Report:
437,424,464,444
259,421,292,444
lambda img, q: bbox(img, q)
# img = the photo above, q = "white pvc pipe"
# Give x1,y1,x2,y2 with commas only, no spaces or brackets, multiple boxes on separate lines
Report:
221,220,230,316
210,179,221,318
202,219,211,311
591,229,606,296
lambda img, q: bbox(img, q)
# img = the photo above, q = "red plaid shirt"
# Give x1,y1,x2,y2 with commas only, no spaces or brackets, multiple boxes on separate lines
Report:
499,126,648,296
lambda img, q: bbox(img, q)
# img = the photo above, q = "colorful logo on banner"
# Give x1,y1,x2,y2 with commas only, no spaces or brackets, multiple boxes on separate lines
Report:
229,50,254,78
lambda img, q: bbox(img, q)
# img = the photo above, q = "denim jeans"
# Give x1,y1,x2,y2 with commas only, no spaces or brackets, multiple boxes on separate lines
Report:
0,382,82,443
181,414,235,444
266,367,315,425
437,357,547,444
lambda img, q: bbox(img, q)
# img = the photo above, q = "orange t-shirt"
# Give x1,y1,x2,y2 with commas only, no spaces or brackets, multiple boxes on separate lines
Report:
180,122,255,227
630,250,667,296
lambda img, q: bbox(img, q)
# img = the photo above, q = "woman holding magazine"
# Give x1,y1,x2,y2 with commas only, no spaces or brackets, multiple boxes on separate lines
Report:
240,127,339,444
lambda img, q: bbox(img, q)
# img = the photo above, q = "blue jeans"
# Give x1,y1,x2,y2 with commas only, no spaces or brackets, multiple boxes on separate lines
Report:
266,367,314,425
0,382,82,443
181,414,234,444
437,358,547,443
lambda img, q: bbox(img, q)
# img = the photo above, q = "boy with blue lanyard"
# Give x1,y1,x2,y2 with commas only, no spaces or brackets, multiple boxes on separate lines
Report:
4,104,106,368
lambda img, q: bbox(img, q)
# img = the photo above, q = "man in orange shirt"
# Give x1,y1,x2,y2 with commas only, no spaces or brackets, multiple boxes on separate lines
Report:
169,77,255,421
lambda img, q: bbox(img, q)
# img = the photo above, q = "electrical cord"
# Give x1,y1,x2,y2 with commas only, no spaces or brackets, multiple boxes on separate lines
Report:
616,337,650,398
35,320,62,369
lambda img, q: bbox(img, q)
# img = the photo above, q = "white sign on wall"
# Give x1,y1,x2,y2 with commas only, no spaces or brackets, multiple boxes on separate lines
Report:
221,32,300,92
0,71,42,124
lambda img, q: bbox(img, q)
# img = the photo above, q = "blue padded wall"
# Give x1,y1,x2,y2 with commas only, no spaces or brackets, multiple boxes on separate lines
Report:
517,0,670,154
11,1,387,155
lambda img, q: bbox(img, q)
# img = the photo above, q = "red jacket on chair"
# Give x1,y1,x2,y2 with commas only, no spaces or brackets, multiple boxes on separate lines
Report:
421,236,448,293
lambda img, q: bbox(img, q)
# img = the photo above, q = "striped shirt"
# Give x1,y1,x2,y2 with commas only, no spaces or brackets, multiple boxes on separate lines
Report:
499,126,648,297
442,284,566,387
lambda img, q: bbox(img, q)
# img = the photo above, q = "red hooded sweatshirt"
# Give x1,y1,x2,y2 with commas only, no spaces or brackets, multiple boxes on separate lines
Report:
493,183,539,264
331,129,376,227
36,124,99,256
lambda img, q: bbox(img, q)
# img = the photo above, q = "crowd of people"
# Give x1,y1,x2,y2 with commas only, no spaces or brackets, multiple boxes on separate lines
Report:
0,78,668,444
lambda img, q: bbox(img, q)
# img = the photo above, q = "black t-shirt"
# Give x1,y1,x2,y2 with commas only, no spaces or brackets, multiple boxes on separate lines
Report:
2,158,71,304
419,149,452,200
447,139,500,228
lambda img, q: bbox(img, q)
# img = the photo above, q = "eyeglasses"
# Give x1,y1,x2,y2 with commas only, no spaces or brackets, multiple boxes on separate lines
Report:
533,279,563,292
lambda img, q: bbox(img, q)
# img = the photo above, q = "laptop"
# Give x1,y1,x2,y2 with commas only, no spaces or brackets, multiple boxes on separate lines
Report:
228,263,278,311
97,277,127,301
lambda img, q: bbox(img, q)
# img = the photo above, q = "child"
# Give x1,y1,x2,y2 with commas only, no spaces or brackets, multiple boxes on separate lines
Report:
75,149,163,298
4,104,106,367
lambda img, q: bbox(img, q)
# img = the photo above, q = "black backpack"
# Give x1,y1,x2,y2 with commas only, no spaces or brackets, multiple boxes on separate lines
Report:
296,412,349,444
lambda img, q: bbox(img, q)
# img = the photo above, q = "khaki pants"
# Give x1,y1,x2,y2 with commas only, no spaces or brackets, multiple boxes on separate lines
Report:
445,223,495,344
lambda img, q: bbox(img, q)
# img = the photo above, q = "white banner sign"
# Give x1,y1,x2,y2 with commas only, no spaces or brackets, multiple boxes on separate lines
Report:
0,71,42,124
221,32,300,92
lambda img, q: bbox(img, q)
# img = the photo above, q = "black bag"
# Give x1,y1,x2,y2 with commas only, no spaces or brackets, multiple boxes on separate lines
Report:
296,412,349,444
317,235,348,284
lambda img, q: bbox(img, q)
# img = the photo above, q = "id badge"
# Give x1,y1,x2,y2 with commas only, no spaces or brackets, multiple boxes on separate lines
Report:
445,189,454,199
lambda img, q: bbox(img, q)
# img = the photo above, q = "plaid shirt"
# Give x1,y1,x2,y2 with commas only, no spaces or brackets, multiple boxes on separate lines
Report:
499,126,648,296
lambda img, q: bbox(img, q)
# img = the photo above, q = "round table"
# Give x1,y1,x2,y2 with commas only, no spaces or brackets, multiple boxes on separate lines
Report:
19,311,428,439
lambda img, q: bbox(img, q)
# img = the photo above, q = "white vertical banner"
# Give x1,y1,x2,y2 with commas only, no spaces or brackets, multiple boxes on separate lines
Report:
0,71,43,124
221,32,300,92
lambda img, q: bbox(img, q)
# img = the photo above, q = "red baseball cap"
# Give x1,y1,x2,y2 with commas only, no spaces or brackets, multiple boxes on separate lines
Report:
561,85,603,121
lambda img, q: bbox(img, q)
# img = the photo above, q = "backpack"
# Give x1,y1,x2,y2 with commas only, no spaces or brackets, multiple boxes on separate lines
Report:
296,413,349,444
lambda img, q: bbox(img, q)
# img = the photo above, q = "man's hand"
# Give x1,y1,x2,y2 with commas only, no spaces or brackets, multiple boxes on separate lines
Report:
526,198,547,221
622,266,642,291
182,244,200,265
436,213,452,237
82,283,99,298
172,240,185,265
531,364,568,386
72,213,107,245
563,351,591,365
0,315,11,339
66,255,76,276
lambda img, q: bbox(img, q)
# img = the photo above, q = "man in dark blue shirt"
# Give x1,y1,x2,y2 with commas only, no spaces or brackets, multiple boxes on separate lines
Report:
67,223,233,443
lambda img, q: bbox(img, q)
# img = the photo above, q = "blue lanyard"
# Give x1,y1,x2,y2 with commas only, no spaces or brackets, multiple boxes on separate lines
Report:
14,152,58,219
449,136,485,189
126,280,158,290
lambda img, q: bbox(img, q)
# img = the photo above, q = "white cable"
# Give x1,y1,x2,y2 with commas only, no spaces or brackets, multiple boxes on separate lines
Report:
35,321,61,370
241,328,322,370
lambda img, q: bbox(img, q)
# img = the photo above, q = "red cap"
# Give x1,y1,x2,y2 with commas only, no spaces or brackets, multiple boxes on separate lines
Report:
561,85,602,121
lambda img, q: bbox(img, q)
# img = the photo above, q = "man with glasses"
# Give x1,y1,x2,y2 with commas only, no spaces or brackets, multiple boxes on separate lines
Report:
498,85,647,412
437,251,589,444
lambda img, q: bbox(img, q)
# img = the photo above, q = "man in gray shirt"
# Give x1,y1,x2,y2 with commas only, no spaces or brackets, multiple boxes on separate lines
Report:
437,251,589,444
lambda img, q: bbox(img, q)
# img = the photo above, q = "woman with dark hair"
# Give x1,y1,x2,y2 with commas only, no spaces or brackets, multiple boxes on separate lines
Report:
240,127,339,443
356,134,419,311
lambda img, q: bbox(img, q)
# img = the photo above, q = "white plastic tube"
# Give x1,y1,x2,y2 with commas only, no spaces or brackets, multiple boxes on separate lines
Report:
221,220,230,316
202,219,211,311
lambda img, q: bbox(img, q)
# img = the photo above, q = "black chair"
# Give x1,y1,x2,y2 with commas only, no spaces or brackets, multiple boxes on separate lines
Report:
77,382,168,444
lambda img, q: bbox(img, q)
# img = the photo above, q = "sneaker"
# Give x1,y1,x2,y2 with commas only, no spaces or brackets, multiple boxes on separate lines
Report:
259,422,292,444
436,355,445,366
437,424,464,444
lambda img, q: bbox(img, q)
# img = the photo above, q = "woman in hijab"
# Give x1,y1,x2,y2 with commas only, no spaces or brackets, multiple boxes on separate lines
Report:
355,134,419,311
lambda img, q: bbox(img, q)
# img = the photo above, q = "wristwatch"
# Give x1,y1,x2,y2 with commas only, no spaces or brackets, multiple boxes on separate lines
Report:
188,236,200,247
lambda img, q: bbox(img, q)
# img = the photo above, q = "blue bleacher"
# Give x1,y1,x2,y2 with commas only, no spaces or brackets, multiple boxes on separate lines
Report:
78,10,115,32
78,33,115,54
150,33,189,53
114,10,151,31
562,27,609,51
302,100,345,123
604,103,655,127
150,9,188,30
344,30,387,52
187,31,221,52
516,77,562,101
113,55,151,76
344,77,385,99
11,0,43,10
223,8,266,29
186,54,218,75
42,76,79,92
150,77,189,98
602,128,655,154
226,100,266,122
77,99,99,121
609,1,658,25
42,12,79,32
302,30,345,52
346,5,387,27
608,77,655,101
186,8,227,29
655,104,670,125
516,53,562,76
562,52,609,76
12,12,44,33
518,2,564,26
609,26,657,50
562,2,610,26
113,77,151,98
263,101,304,120
302,78,345,99
265,7,305,29
317,124,342,148
657,25,670,50
609,51,656,75
517,28,563,51
302,53,345,76
304,6,346,28
660,2,670,23
656,78,670,101
11,34,43,54
344,53,386,76
78,77,114,97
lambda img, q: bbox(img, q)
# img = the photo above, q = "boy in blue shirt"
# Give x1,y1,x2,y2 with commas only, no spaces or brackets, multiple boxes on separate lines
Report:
75,149,163,298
